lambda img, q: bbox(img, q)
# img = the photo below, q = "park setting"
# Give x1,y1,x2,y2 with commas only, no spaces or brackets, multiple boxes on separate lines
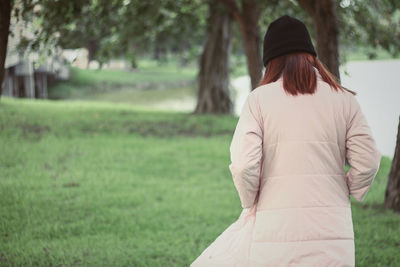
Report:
1,0,400,266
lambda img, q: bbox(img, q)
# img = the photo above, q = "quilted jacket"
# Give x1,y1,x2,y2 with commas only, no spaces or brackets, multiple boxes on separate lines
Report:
191,68,381,266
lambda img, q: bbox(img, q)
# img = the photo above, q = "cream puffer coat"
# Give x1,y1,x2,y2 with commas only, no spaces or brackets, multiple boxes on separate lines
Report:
191,68,381,267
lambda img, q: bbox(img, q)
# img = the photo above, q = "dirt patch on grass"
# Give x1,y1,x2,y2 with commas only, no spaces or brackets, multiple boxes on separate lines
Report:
9,116,234,139
63,182,80,188
123,120,233,137
360,202,387,213
18,123,51,141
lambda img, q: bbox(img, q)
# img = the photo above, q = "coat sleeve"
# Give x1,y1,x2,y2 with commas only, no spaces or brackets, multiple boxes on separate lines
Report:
345,94,381,202
229,92,264,209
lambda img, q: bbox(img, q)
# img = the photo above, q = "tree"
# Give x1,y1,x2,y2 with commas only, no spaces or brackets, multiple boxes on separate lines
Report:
385,117,400,212
30,0,122,67
295,0,400,81
338,0,400,61
296,0,340,80
118,0,207,66
0,0,12,98
195,0,233,114
219,0,263,90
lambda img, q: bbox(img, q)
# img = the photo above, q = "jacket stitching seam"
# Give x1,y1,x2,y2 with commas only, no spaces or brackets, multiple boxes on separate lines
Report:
266,141,339,148
251,238,354,243
256,206,350,212
265,174,345,179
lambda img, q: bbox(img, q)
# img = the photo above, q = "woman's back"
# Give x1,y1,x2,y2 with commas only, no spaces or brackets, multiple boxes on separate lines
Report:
239,70,363,265
226,65,381,265
255,70,351,210
191,15,381,267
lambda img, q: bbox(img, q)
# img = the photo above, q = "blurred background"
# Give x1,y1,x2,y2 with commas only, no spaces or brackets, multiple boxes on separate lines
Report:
0,0,399,266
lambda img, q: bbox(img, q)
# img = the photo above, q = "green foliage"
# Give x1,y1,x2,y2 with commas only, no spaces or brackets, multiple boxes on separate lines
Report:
338,0,400,63
0,98,399,266
256,0,400,65
15,0,399,68
17,0,208,65
118,0,207,63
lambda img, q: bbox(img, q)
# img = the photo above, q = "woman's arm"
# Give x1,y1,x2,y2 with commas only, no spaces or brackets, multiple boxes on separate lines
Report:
229,92,264,209
345,94,381,202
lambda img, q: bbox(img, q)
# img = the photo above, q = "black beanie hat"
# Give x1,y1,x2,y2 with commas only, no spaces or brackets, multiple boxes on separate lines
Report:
262,15,317,67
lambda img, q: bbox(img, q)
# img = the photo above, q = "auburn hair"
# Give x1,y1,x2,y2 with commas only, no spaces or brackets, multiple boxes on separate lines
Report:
258,52,356,96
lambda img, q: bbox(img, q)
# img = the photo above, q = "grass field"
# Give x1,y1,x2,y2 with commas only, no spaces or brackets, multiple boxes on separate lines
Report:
0,98,399,266
48,58,198,103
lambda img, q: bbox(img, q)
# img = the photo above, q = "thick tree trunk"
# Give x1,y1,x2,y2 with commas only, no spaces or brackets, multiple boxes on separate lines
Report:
0,0,12,98
221,0,262,90
194,0,233,114
312,0,340,80
385,117,400,212
242,32,262,89
297,0,340,81
239,4,262,90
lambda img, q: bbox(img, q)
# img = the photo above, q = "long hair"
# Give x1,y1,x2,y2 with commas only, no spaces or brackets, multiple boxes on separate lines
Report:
258,52,356,96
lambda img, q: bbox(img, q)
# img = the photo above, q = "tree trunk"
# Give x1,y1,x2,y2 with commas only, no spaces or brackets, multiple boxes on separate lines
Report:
153,43,161,61
86,39,98,68
194,0,233,114
385,116,400,212
312,0,340,81
239,4,262,90
220,0,262,90
297,0,340,81
153,34,164,61
0,0,12,98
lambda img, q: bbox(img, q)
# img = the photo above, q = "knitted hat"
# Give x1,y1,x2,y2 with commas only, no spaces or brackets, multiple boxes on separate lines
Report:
262,15,317,67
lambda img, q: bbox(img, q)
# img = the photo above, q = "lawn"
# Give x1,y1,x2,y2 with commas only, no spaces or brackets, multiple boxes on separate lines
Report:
48,58,198,103
47,57,248,104
0,98,399,266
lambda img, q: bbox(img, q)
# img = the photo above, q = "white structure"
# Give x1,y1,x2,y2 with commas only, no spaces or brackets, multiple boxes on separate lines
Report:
2,3,69,99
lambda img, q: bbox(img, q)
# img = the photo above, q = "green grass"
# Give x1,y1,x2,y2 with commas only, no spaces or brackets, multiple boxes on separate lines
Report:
71,59,197,85
49,58,198,102
48,57,249,103
0,97,399,266
80,86,196,106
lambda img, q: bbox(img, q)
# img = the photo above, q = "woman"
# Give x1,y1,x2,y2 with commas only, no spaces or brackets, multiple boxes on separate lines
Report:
191,15,381,266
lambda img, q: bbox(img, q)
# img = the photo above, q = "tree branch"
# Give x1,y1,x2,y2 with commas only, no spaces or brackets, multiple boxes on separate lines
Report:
218,0,243,24
296,0,315,15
